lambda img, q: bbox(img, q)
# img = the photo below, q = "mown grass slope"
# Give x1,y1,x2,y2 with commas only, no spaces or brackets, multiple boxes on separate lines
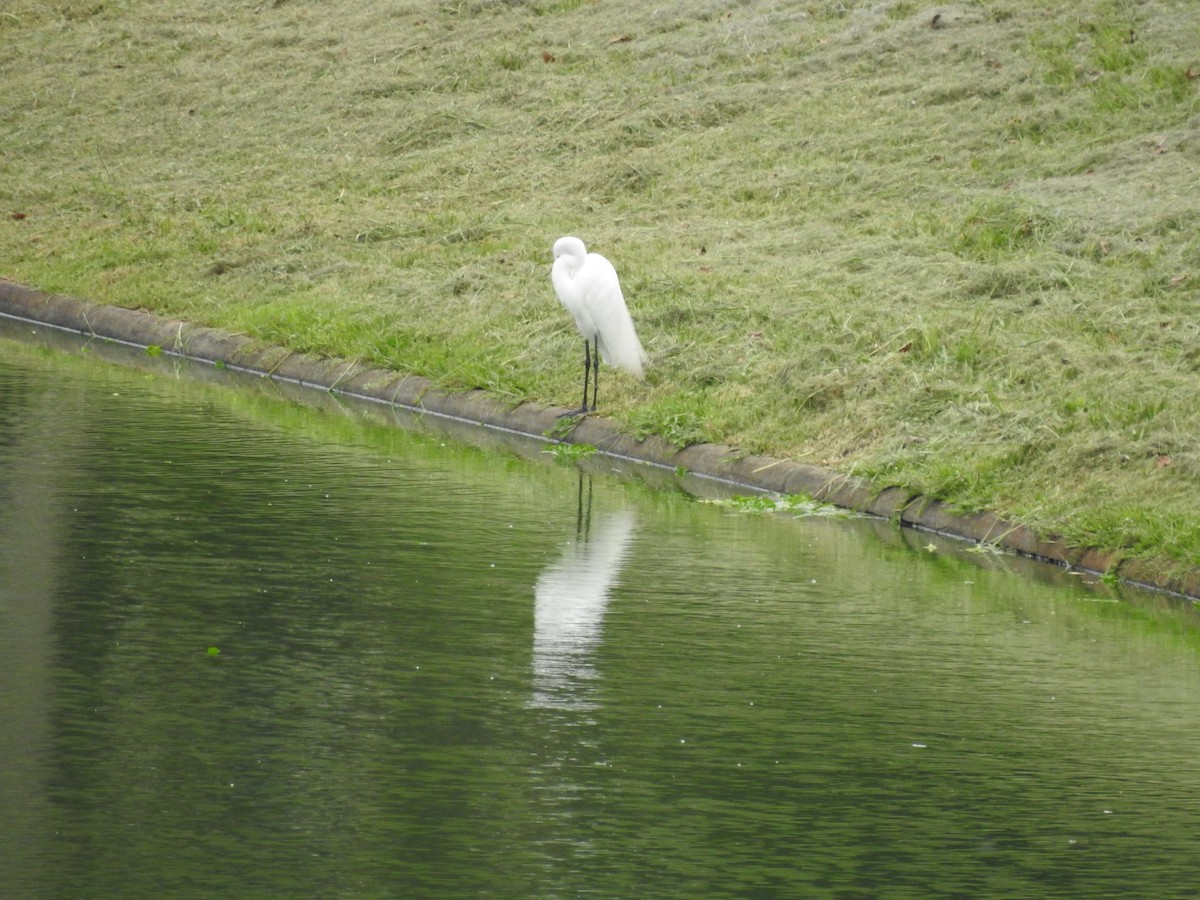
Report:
2,0,1198,571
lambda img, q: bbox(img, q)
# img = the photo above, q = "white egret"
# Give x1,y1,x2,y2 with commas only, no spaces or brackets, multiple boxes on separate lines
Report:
550,236,647,416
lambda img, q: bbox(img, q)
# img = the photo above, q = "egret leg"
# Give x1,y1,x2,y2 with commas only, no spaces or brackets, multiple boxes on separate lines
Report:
557,338,592,418
590,336,600,412
582,337,592,412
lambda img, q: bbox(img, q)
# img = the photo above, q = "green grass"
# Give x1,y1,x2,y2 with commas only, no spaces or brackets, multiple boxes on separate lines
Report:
548,441,597,464
3,0,1199,570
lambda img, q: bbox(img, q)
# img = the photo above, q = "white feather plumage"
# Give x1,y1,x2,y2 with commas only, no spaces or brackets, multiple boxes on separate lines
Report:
551,236,647,379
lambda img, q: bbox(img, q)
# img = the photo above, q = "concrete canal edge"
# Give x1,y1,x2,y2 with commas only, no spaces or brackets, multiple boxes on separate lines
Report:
2,277,1198,602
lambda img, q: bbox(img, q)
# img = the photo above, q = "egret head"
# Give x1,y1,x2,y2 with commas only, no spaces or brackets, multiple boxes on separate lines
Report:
553,235,587,262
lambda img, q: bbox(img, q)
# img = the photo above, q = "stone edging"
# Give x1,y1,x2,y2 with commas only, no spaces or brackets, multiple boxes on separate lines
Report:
2,278,1196,601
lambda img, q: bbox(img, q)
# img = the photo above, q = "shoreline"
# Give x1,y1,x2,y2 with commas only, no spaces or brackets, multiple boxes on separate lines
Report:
2,276,1197,602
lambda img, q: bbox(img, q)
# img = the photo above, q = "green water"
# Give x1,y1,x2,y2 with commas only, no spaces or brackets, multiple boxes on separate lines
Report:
2,327,1199,898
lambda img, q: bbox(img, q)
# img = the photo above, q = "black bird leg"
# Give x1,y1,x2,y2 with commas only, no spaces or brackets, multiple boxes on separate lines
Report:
558,337,596,418
581,337,592,413
589,336,600,412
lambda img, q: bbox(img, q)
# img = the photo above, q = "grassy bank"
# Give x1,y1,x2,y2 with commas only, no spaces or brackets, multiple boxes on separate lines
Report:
3,0,1198,573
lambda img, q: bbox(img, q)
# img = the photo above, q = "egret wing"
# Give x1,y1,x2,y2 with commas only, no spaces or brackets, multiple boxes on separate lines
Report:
578,254,647,377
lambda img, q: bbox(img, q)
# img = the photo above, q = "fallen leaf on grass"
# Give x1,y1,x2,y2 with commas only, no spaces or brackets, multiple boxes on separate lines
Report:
542,51,556,63
1156,455,1172,468
607,34,632,44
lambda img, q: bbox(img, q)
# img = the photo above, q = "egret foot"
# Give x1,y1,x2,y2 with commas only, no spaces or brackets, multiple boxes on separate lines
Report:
556,407,591,420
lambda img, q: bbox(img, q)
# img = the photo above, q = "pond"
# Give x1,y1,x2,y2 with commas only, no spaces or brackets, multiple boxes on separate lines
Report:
2,320,1200,897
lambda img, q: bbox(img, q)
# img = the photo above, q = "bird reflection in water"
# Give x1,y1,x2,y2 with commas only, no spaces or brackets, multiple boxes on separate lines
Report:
530,473,637,711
